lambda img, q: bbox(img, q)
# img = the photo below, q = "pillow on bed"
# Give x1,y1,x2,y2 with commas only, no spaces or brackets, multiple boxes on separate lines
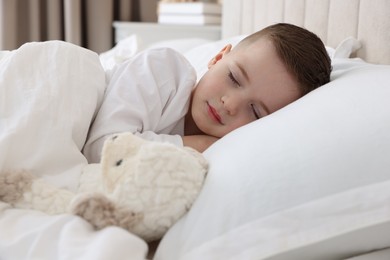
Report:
99,34,213,71
154,58,390,259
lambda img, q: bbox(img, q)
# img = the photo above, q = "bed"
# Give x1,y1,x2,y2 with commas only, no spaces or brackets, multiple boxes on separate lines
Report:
1,0,390,259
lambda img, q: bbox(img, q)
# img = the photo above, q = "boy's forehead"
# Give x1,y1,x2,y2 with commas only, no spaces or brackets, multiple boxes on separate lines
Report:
233,38,274,59
235,35,271,51
232,38,276,63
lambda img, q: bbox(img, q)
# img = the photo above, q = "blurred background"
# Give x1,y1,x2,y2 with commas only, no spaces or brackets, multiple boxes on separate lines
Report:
0,0,162,53
0,0,222,53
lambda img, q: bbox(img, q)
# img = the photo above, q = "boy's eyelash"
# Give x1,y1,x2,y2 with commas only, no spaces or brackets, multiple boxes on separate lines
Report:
228,72,240,86
251,104,261,119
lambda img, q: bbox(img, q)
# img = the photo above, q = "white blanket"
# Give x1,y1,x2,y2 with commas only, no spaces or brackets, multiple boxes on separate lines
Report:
0,41,148,259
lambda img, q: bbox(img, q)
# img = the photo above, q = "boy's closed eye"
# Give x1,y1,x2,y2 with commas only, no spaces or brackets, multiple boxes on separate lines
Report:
228,71,240,86
228,71,262,119
251,104,261,119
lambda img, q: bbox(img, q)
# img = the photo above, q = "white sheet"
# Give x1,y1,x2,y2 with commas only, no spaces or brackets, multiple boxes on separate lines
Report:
0,202,148,260
0,41,148,260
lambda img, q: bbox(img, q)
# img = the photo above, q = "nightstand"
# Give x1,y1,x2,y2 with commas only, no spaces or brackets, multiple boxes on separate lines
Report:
113,22,221,46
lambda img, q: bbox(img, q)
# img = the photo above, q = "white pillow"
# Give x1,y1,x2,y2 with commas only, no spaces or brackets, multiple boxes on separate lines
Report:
184,35,245,79
99,34,214,71
99,34,142,71
154,58,390,259
147,38,213,54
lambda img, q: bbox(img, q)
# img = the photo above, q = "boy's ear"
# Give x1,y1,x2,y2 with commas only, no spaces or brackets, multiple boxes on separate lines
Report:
207,44,232,69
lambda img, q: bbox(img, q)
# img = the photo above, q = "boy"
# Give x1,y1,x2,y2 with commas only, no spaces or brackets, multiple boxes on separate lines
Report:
83,23,331,163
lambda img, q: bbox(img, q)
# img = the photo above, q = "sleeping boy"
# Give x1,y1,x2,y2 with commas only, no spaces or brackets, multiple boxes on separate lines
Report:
83,23,332,163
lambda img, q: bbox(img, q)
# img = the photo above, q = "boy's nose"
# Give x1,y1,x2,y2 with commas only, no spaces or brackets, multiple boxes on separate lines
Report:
221,95,240,116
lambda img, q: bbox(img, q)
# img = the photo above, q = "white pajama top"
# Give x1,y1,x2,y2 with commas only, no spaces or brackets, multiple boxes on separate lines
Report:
83,48,197,163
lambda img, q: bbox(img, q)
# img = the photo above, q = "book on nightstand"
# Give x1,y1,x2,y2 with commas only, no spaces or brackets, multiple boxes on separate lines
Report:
157,2,222,25
158,14,221,25
158,2,222,15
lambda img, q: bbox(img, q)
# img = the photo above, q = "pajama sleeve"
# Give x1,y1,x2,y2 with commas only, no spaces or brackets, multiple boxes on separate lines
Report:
83,48,197,163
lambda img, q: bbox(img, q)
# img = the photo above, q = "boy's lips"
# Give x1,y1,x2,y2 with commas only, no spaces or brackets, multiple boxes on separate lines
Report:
207,102,223,124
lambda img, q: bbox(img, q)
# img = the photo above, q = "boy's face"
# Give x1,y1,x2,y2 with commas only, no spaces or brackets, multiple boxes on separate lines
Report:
190,38,301,138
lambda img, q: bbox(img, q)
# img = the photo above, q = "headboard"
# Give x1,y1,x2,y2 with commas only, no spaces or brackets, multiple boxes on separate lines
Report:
222,0,390,65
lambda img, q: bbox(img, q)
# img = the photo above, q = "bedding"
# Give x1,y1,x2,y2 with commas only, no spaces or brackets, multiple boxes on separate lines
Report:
99,34,212,72
0,41,105,191
0,41,149,259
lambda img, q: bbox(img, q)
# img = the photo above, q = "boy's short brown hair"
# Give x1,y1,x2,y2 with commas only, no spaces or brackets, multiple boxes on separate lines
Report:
235,23,332,95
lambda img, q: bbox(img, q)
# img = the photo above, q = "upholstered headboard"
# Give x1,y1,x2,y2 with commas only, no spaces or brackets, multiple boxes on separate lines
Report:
222,0,390,65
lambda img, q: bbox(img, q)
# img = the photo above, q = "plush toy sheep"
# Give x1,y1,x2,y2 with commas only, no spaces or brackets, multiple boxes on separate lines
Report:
0,133,208,242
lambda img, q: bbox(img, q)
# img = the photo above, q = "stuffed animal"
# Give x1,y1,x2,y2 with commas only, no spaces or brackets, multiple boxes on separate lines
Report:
0,133,208,242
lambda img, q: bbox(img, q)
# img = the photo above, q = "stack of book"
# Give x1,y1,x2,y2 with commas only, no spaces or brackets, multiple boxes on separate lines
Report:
157,2,222,25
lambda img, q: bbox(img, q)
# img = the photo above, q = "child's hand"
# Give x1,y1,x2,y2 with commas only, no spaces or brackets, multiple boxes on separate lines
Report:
182,135,219,153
